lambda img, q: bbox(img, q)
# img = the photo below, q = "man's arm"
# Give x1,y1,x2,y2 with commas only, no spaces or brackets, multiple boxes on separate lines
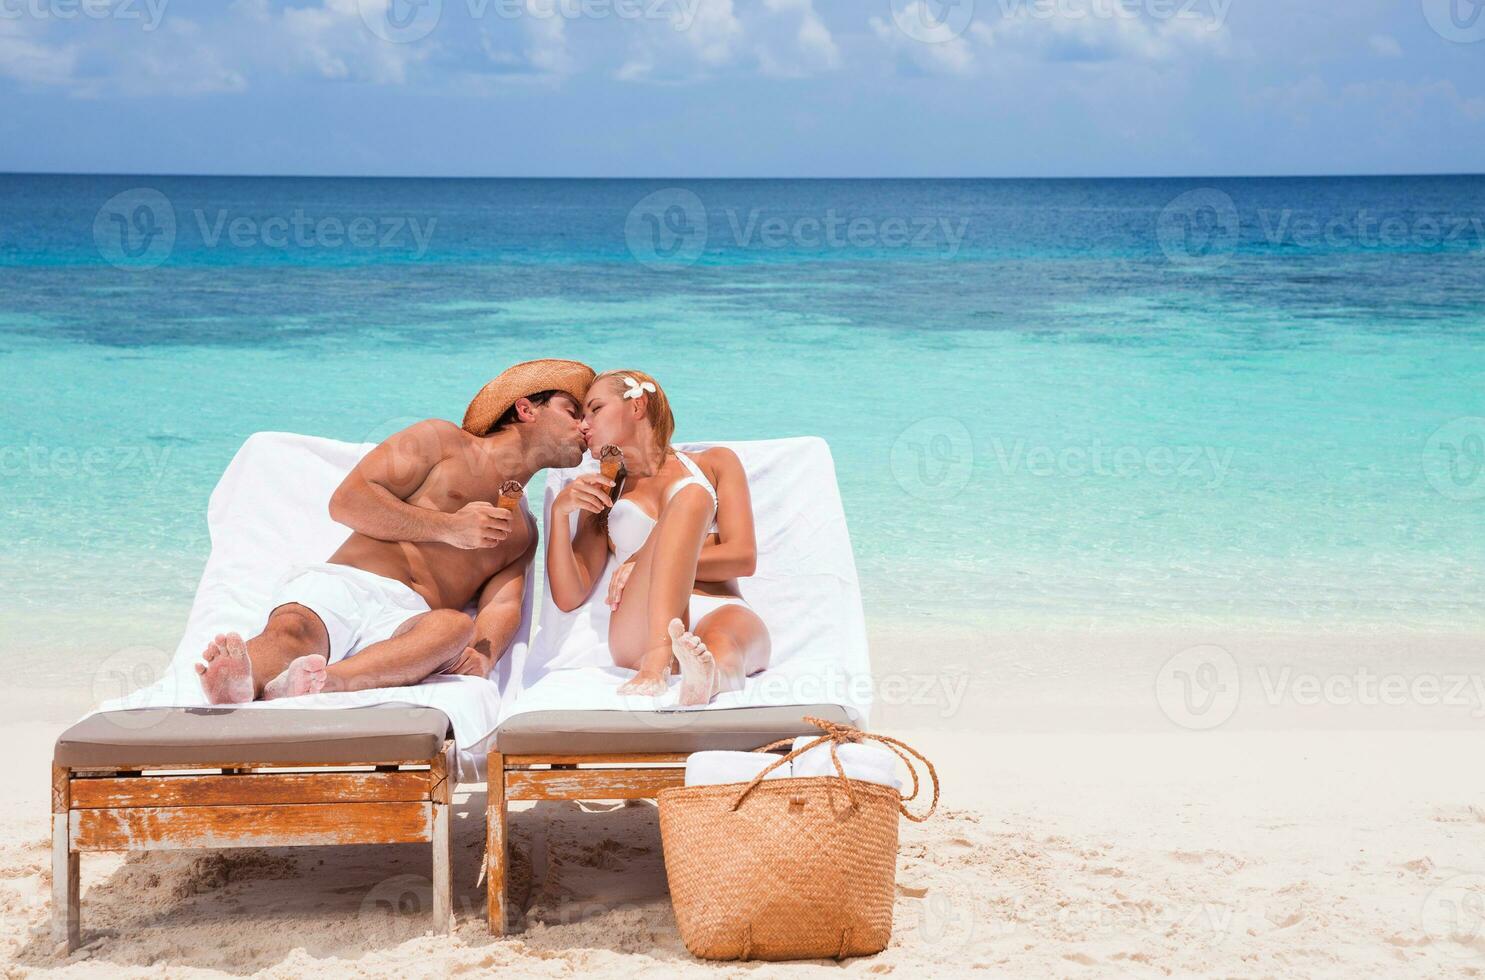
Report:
328,419,511,549
469,522,537,664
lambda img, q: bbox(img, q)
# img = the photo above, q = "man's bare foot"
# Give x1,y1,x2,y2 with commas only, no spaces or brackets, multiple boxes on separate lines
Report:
262,655,328,700
443,645,492,679
668,618,717,707
196,633,254,705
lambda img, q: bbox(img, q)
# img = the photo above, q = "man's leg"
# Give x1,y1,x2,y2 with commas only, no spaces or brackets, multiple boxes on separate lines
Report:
196,603,329,704
311,609,474,695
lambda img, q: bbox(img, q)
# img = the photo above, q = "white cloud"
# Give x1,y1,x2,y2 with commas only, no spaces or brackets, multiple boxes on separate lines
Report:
974,1,1231,64
615,0,836,82
0,19,78,88
757,0,840,77
1368,34,1402,59
869,7,977,78
475,0,574,79
275,0,430,85
614,0,740,81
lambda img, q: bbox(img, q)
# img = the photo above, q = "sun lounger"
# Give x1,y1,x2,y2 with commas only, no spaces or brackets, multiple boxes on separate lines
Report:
52,706,456,950
52,434,527,950
485,437,874,934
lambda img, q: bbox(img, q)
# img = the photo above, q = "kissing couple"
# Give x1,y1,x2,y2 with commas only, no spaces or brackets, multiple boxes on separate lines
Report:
195,359,772,709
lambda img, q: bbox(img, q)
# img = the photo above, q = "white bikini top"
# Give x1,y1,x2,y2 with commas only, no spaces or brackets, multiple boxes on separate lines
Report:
608,451,720,567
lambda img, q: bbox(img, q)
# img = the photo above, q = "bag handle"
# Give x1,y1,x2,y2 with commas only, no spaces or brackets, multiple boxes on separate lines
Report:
727,716,940,822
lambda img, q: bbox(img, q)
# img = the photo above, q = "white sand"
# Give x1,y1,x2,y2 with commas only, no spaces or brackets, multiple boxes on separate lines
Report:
7,714,1485,977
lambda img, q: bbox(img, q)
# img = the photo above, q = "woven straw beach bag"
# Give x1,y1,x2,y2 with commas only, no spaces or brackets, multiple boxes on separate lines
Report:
658,717,940,962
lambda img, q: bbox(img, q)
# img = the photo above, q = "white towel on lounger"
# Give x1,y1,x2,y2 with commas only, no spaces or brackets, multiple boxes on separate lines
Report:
790,736,902,791
684,751,792,787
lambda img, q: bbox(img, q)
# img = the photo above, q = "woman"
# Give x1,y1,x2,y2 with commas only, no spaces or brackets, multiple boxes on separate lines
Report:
545,370,772,705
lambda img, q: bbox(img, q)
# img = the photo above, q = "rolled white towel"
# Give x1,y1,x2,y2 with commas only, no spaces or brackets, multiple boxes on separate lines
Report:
790,736,903,791
684,750,792,787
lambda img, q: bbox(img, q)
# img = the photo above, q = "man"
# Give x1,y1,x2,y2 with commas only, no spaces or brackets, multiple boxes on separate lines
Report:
196,359,595,703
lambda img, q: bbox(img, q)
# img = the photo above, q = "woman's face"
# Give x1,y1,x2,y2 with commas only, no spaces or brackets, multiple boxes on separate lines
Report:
580,379,631,453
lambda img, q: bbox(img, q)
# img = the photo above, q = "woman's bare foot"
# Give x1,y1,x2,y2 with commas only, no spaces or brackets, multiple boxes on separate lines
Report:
618,669,670,698
196,633,254,705
668,618,717,706
262,655,328,700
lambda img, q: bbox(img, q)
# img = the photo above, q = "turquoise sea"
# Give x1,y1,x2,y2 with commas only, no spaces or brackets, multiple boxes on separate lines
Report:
2,175,1483,685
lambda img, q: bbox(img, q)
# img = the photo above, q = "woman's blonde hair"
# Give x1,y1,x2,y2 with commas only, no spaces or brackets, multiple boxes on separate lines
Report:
594,369,675,455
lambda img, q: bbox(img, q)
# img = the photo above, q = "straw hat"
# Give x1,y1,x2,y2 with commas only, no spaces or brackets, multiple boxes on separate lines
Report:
462,359,596,436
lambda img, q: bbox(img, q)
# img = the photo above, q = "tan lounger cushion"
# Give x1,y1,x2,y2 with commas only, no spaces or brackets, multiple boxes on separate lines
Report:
494,704,853,755
54,706,452,768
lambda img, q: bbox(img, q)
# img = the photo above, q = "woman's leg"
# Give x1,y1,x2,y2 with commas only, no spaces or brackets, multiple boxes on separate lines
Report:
608,484,716,692
670,604,772,706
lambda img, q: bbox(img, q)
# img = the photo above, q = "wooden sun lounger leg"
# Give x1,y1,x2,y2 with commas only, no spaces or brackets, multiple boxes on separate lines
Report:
430,742,454,933
51,764,79,953
487,750,507,935
431,802,451,933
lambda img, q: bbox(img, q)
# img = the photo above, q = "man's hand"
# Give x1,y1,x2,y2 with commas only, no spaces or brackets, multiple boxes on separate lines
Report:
552,474,615,519
606,560,636,610
442,502,514,550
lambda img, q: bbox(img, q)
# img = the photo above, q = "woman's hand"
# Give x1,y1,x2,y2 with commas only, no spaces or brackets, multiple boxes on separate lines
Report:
606,560,636,610
552,474,614,519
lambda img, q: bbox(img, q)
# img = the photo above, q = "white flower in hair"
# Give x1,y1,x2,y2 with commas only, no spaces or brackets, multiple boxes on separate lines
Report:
622,376,657,400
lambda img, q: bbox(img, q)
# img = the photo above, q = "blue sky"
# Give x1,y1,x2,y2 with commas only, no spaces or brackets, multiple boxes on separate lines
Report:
1,0,1482,176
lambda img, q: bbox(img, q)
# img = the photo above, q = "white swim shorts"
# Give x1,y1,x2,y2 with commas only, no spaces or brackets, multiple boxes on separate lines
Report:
266,562,431,664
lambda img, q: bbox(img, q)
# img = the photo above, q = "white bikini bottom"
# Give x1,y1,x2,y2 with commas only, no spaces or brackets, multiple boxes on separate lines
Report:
689,592,752,624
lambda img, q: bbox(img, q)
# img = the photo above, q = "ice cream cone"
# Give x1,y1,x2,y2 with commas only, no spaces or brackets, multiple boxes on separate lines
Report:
497,480,524,512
